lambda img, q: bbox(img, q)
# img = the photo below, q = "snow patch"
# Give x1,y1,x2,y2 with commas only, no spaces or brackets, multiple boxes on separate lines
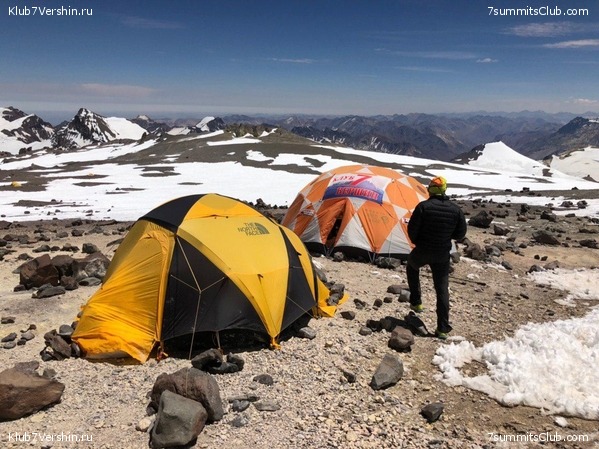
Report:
434,268,599,420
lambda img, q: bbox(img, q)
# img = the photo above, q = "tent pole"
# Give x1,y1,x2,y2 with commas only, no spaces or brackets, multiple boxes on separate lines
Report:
216,331,221,350
187,291,202,360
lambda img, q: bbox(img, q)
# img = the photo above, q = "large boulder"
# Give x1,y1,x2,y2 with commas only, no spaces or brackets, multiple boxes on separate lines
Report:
468,211,493,228
150,390,207,449
51,254,76,277
532,230,560,245
19,254,59,289
72,252,110,281
0,362,65,421
150,368,223,422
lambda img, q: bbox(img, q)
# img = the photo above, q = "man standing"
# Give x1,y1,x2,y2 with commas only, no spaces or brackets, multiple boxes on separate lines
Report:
407,176,467,339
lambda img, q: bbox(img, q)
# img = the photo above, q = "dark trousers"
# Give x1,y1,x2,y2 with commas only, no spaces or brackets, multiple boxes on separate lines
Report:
406,247,452,333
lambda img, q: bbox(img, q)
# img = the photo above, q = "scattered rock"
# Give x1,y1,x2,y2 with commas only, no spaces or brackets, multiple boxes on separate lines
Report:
19,254,60,289
388,327,414,352
82,243,100,254
297,326,317,340
468,211,493,228
253,399,281,412
532,230,560,245
493,224,510,236
0,362,65,421
253,374,274,386
150,367,224,422
341,368,357,383
33,285,66,299
421,402,444,423
2,332,17,343
229,413,250,427
540,210,557,222
150,390,207,449
136,416,154,432
579,239,598,249
370,353,404,390
340,310,356,320
230,400,251,412
191,349,223,371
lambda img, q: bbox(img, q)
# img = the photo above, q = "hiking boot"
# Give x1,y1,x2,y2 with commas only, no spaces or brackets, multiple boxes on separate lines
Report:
434,329,448,340
410,304,424,313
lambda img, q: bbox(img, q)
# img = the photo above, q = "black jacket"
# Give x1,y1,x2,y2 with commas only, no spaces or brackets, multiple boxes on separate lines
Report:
408,195,467,254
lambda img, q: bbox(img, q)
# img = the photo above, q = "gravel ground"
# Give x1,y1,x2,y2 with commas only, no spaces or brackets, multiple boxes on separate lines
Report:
1,199,598,449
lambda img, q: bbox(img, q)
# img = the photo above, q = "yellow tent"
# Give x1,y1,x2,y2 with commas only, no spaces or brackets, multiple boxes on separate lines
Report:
72,194,343,362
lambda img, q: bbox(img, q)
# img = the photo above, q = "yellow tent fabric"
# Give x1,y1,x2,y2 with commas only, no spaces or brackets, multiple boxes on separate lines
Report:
72,221,173,361
72,194,344,362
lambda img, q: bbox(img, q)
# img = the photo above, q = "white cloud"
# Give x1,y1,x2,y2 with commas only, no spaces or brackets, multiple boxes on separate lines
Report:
506,22,585,37
476,58,498,63
572,98,598,105
543,39,599,49
376,48,477,60
268,58,316,64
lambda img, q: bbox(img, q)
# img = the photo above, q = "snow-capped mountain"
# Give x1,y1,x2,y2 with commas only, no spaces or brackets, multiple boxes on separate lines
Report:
451,140,598,185
0,106,54,155
166,116,225,136
545,146,599,182
53,108,147,148
130,115,171,134
522,116,599,160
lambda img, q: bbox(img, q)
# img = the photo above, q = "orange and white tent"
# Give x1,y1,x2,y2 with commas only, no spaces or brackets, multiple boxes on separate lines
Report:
282,165,428,260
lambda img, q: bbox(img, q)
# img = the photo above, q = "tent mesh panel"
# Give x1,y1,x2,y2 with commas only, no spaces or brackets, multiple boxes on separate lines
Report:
161,237,265,341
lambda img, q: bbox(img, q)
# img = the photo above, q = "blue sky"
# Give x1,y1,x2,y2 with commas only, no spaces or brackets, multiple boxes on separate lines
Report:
1,0,598,122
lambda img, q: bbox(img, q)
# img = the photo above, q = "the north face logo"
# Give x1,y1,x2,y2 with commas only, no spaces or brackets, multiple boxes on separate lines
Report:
238,222,270,236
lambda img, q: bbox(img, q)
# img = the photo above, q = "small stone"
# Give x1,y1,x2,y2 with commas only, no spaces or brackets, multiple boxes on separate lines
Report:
253,374,274,386
230,413,250,427
354,298,367,309
136,416,153,432
253,400,280,412
359,326,373,336
297,327,316,340
20,331,35,341
421,402,444,423
341,369,357,383
340,310,356,320
230,400,251,412
1,332,17,343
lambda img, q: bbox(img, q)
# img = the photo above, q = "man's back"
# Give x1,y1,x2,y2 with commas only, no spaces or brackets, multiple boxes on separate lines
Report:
408,196,467,254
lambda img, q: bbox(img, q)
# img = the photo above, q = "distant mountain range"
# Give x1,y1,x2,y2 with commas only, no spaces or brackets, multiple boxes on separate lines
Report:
1,106,598,163
0,106,54,155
